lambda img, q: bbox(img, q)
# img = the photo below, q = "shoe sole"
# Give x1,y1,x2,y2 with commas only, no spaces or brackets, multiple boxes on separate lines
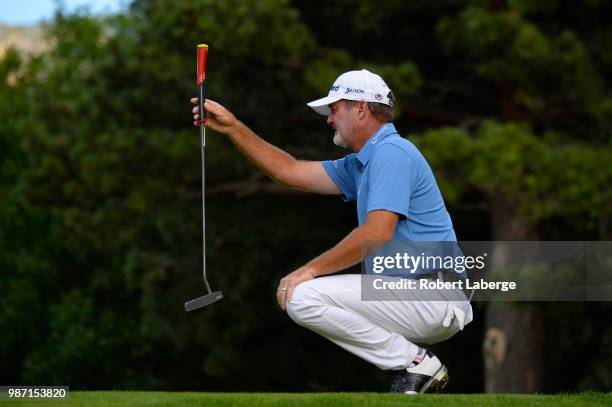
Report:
418,365,448,394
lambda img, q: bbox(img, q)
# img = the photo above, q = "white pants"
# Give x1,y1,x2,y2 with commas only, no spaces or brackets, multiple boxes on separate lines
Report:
286,274,473,370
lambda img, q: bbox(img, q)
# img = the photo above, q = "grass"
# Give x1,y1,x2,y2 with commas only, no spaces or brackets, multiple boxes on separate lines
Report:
2,391,610,406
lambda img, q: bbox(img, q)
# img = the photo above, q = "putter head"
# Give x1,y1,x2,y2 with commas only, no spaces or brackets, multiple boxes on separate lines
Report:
185,291,223,312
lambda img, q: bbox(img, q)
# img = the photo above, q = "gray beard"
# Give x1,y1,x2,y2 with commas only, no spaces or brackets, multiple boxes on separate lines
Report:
333,131,348,149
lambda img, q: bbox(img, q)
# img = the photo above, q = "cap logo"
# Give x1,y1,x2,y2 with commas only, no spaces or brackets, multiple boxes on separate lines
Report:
374,94,382,101
344,87,365,95
330,85,340,92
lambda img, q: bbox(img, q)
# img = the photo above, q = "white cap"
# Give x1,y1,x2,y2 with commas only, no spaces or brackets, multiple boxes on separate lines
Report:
307,69,393,116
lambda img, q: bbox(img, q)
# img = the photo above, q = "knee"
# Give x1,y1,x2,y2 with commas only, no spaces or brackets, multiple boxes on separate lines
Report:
285,282,324,326
285,300,306,326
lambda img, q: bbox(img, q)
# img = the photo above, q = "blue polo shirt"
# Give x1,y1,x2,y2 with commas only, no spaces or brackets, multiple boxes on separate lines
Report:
321,123,456,242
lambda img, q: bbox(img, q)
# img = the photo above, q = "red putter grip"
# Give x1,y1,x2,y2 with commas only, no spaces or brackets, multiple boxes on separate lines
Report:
197,45,208,85
196,44,209,126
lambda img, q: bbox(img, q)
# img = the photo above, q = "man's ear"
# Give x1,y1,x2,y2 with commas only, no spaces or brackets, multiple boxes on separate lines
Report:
357,100,368,119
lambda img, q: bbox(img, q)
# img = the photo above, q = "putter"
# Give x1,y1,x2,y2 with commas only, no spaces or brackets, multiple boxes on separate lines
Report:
185,44,223,312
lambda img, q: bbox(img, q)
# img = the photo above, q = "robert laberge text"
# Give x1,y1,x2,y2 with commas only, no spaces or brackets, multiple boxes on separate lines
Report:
372,278,517,292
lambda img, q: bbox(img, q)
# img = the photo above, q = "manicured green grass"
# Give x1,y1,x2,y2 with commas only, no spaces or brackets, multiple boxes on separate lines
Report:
2,391,610,406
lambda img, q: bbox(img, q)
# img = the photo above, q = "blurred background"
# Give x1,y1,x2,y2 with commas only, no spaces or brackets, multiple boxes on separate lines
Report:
1,0,611,393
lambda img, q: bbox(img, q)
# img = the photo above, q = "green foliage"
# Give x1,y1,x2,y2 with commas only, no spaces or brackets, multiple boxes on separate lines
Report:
436,1,611,138
507,0,559,15
416,120,612,222
304,49,353,96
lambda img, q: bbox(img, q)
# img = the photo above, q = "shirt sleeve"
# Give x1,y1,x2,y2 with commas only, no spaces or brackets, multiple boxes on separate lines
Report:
321,155,357,202
366,144,416,219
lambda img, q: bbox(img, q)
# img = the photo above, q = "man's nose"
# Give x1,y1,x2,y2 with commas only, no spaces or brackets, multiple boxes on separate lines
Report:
327,114,333,126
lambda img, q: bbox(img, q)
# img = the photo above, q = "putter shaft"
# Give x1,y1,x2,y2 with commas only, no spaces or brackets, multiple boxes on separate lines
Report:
185,44,222,312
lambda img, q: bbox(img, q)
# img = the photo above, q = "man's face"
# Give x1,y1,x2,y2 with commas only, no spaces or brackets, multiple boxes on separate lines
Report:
327,100,357,150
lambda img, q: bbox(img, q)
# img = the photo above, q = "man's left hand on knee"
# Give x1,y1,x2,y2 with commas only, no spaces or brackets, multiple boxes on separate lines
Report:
277,267,315,311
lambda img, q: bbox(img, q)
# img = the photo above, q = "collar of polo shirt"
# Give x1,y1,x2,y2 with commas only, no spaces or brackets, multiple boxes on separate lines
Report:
353,123,398,167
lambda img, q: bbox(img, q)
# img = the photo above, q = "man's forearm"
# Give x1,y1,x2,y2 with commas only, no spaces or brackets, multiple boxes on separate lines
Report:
303,210,398,277
227,120,297,186
304,224,382,277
